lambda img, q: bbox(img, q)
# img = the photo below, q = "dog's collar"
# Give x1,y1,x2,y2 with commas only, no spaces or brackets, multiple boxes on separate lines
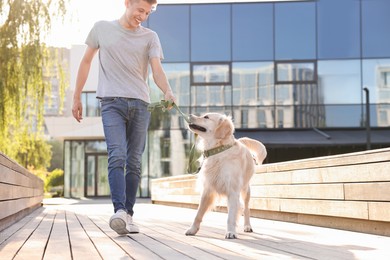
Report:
203,143,234,158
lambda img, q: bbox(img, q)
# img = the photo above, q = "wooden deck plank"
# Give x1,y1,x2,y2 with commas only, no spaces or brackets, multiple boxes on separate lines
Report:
66,212,102,260
1,198,390,260
75,213,131,260
90,216,163,260
0,208,47,259
13,210,55,260
43,210,72,260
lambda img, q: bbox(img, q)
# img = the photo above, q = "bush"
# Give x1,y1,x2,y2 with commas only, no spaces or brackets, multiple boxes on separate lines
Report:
32,168,64,197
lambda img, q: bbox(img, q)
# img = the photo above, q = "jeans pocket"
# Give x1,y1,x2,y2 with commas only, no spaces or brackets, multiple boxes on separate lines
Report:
100,97,118,105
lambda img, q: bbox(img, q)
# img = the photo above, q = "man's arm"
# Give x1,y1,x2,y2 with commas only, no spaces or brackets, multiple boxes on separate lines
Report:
72,46,98,122
150,57,176,103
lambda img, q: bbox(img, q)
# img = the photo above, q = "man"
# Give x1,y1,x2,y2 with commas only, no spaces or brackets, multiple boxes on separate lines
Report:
72,0,176,235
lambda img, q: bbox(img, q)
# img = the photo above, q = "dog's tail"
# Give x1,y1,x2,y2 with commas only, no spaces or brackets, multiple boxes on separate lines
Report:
238,137,267,165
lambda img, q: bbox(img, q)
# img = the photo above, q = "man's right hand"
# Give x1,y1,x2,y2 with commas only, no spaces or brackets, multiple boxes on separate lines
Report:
72,98,83,122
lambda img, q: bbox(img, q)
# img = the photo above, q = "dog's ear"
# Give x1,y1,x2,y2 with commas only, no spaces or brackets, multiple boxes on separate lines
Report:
215,116,234,139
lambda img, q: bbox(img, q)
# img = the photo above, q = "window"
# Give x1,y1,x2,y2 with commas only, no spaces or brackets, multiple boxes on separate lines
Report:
317,0,360,59
362,0,390,58
232,62,274,106
317,60,361,104
82,92,100,117
191,63,231,86
362,59,390,103
148,5,190,62
275,61,317,84
232,3,273,61
191,4,231,61
275,2,316,60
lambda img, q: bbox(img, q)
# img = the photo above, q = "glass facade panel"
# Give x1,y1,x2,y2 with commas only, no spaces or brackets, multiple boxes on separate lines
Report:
191,4,231,61
149,63,190,106
362,59,390,127
191,85,232,107
324,105,362,127
362,0,390,58
276,62,316,83
97,155,109,196
317,0,360,59
275,2,316,60
232,3,273,61
148,5,190,62
70,141,85,198
147,129,190,179
232,62,274,106
317,60,361,104
86,156,95,196
233,106,274,128
192,63,231,85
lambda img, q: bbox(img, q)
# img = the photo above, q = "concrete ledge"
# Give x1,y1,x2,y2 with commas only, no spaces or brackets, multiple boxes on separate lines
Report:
0,152,44,231
151,147,390,236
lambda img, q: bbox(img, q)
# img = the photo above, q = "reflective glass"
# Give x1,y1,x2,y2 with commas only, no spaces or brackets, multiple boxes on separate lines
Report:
232,62,274,106
149,63,190,106
276,62,316,83
317,0,360,59
148,5,190,62
85,141,107,153
192,63,231,85
147,129,190,179
362,59,390,103
232,3,273,61
274,105,323,128
191,4,231,61
317,60,361,104
275,83,319,107
70,141,85,197
191,85,232,107
232,106,274,128
275,2,316,60
362,0,390,58
323,105,362,127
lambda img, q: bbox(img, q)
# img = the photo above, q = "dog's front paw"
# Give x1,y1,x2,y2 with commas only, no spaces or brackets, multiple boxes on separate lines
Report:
244,225,253,232
225,232,237,239
185,226,199,236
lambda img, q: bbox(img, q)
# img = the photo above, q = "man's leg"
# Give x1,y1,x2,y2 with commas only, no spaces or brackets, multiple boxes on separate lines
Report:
101,97,127,213
125,99,150,216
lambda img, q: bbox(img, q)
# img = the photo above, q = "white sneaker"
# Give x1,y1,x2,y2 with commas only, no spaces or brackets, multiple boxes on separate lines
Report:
109,209,139,235
126,214,140,233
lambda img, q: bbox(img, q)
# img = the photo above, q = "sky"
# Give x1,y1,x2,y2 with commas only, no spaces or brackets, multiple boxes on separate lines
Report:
46,0,297,48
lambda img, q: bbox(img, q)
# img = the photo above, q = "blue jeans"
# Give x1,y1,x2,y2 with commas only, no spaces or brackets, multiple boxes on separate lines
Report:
100,97,150,216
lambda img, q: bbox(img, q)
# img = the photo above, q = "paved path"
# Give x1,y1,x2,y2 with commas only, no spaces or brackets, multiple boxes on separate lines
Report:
0,198,389,259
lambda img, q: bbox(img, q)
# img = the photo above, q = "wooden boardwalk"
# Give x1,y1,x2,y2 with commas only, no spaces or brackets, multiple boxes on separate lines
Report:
1,198,390,260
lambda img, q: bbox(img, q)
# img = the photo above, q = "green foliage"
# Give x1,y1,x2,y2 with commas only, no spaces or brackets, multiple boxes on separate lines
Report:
0,0,68,169
33,168,64,197
48,139,63,171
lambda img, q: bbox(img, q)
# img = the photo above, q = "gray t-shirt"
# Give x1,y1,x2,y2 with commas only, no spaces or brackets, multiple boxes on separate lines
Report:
86,20,164,103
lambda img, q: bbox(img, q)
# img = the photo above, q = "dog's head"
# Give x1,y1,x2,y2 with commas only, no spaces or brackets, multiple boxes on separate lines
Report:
188,113,234,142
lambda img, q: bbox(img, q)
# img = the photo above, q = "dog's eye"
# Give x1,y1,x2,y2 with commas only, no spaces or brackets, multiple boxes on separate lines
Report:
204,115,209,119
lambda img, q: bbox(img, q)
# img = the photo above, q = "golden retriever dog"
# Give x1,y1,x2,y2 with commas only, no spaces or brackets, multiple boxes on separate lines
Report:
185,113,267,239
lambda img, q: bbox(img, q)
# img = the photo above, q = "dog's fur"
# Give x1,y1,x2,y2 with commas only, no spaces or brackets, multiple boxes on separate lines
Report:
185,113,267,239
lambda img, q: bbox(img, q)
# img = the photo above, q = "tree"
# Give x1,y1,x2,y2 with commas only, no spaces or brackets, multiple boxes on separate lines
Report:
0,0,68,169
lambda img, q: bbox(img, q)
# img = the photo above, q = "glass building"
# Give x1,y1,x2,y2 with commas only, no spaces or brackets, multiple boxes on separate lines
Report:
63,0,390,198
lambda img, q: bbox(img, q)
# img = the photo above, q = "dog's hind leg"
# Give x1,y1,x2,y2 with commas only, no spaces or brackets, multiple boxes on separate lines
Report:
242,186,253,232
185,191,215,236
226,192,240,239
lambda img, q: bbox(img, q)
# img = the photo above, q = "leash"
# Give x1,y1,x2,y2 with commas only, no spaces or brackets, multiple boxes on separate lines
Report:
148,100,189,123
148,100,200,173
